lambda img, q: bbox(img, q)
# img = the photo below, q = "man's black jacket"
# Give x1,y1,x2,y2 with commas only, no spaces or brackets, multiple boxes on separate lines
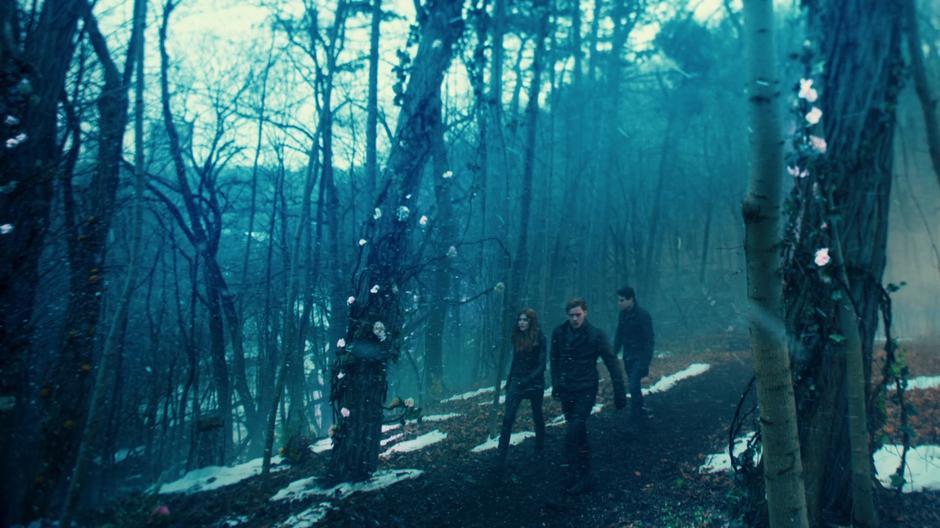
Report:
550,321,626,399
613,305,654,367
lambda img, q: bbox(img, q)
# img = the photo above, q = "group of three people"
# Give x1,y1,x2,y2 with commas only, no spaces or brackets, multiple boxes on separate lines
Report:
494,286,655,495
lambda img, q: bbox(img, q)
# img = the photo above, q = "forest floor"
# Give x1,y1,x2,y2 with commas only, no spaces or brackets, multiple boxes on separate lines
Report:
94,343,940,527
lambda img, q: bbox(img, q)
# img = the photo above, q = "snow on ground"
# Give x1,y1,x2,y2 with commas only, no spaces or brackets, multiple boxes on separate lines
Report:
874,444,940,493
382,423,402,432
699,432,758,473
381,432,405,447
275,503,331,527
471,432,536,452
409,412,461,423
700,437,940,494
478,394,507,406
902,376,940,391
379,430,448,458
440,381,506,403
158,456,286,495
222,515,250,526
442,386,493,403
643,363,711,395
271,469,424,503
310,438,333,454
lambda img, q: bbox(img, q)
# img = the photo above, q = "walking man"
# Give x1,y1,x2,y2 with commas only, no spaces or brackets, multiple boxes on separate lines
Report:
550,298,626,494
613,286,655,422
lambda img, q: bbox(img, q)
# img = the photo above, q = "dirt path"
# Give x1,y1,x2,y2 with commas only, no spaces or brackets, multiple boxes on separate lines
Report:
308,357,754,527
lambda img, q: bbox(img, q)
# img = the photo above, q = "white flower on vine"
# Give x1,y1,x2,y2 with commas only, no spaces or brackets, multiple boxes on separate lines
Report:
340,407,350,418
805,106,823,125
442,170,453,179
370,284,380,294
799,79,818,103
373,208,382,220
419,215,429,227
814,247,831,267
5,133,26,148
809,135,827,154
337,371,345,379
347,296,356,305
446,246,458,258
358,238,367,246
404,398,415,408
337,338,347,348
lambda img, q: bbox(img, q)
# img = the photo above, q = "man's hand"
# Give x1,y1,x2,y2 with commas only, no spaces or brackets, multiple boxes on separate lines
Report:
614,392,627,410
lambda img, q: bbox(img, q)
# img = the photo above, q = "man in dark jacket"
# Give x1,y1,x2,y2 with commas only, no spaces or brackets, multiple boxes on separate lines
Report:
612,286,655,420
550,298,627,494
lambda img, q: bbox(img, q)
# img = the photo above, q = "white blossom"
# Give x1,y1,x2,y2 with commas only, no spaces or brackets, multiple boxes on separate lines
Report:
337,371,345,379
370,284,380,294
419,215,429,226
805,106,823,125
432,40,443,49
787,165,808,179
373,208,382,220
446,246,458,258
809,135,827,154
5,133,26,149
814,247,831,267
347,296,356,305
358,238,367,246
337,338,347,348
798,78,818,103
396,205,411,221
442,170,453,179
340,407,350,418
404,398,415,408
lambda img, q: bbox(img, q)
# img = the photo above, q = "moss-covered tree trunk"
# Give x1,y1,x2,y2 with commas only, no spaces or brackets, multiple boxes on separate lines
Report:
784,1,903,525
328,0,464,483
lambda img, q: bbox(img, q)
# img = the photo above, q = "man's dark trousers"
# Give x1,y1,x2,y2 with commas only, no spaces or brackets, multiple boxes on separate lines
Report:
560,391,595,481
625,359,646,415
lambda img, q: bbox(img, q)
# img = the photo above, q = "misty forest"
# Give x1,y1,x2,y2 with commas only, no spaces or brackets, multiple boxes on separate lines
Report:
2,0,940,526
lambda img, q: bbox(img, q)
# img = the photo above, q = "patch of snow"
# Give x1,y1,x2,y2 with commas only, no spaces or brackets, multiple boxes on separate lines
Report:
409,412,460,423
440,381,506,403
547,415,566,428
442,386,494,402
643,363,711,395
309,438,333,454
477,394,507,406
271,469,424,503
381,433,405,447
902,376,940,391
699,432,759,473
874,444,940,493
471,432,535,452
223,515,250,526
275,504,331,527
382,423,402,433
379,430,447,458
159,456,286,495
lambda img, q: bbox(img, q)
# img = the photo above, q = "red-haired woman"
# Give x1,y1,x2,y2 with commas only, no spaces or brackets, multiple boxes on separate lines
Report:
496,308,547,468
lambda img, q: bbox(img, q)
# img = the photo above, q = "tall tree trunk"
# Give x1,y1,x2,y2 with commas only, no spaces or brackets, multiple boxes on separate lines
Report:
366,0,382,201
903,0,940,189
487,0,550,437
424,93,454,402
328,0,464,483
785,2,903,525
741,2,809,527
59,2,147,523
0,1,81,522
